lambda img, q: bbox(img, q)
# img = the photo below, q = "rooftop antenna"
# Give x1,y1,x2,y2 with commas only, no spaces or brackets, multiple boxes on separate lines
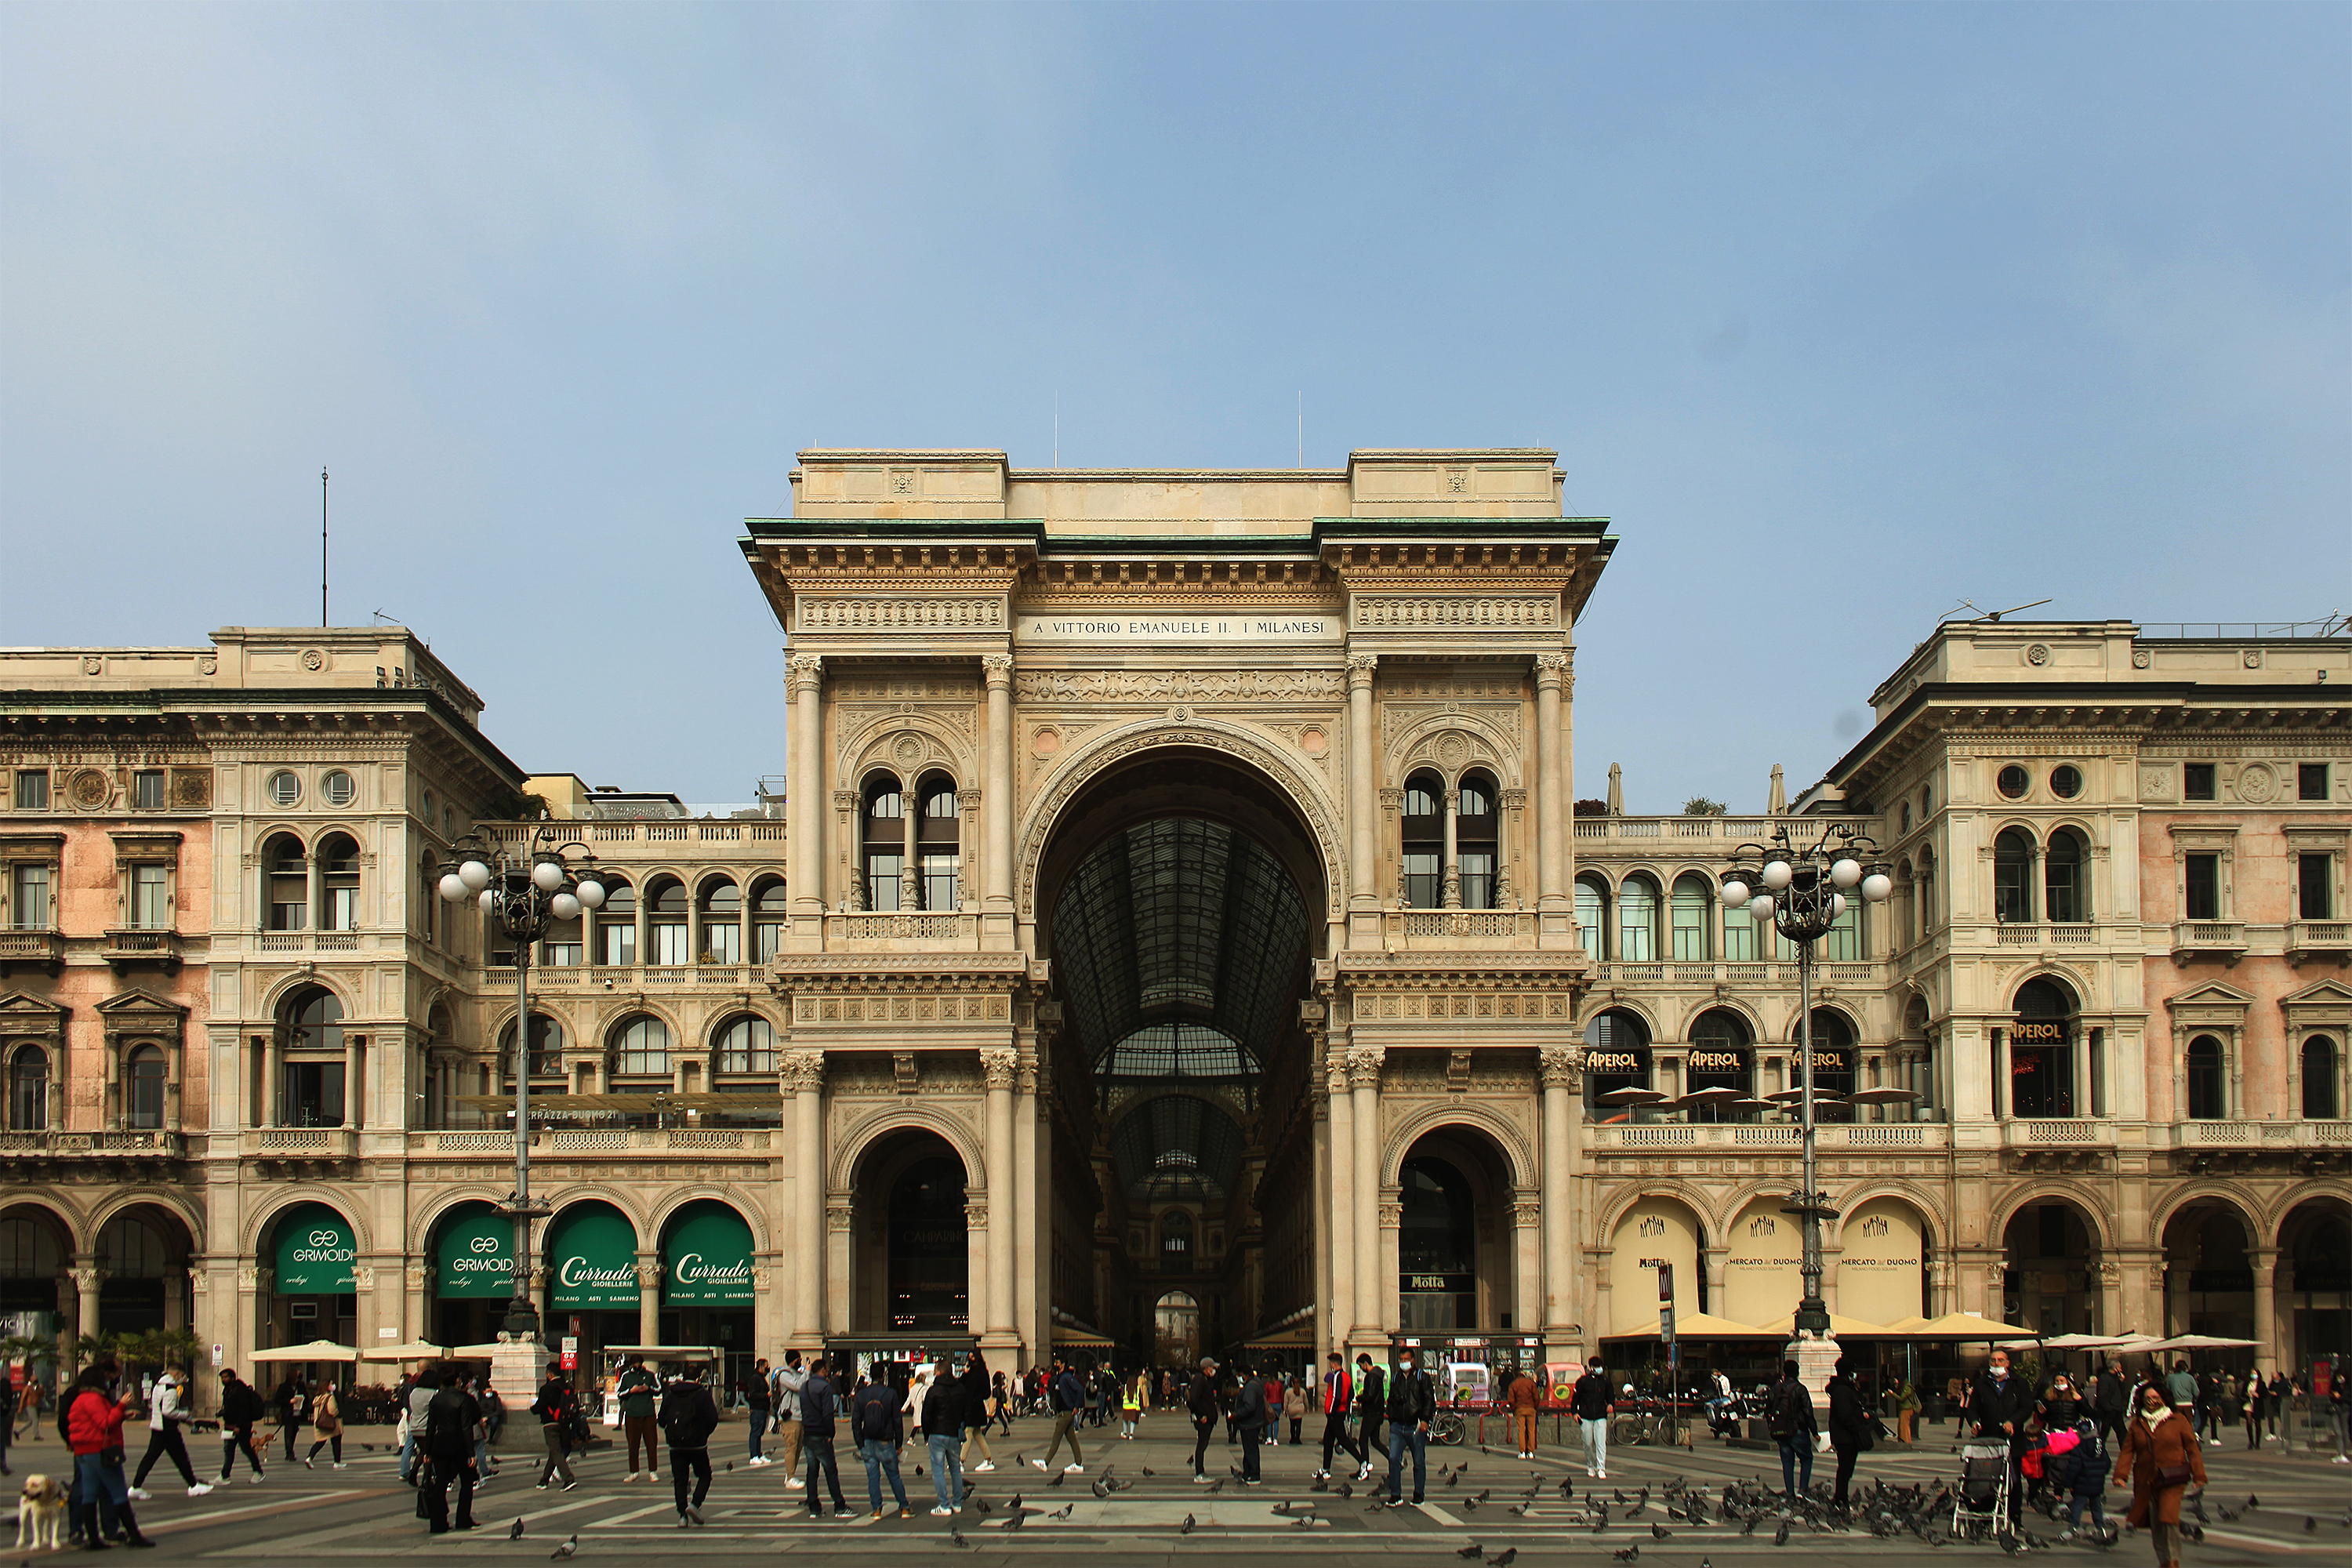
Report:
1053,393,1058,469
320,466,329,627
1297,392,1303,468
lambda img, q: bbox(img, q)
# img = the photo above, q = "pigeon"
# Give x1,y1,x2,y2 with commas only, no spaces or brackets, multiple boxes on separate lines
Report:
1559,1477,1576,1500
1773,1519,1791,1545
972,1497,993,1515
1472,1488,1490,1505
1013,1454,1026,1468
1140,1468,1156,1477
1000,1512,1025,1531
1997,1530,2021,1556
1485,1552,1516,1568
1179,1514,1195,1536
1050,1504,1073,1520
1479,1444,1490,1456
1652,1523,1671,1540
1308,1478,1329,1494
1207,1478,1225,1495
1457,1544,1485,1560
1048,1470,1065,1488
1458,1463,1472,1475
1610,1549,1639,1564
548,1537,577,1562
723,1461,733,1472
1007,1493,1022,1510
1446,1472,1461,1488
1461,1497,1479,1513
2246,1495,2260,1512
1338,1482,1354,1499
509,1520,525,1541
1615,1488,1628,1503
2308,1519,2320,1535
1091,1479,1110,1498
949,1527,971,1548
914,1464,924,1476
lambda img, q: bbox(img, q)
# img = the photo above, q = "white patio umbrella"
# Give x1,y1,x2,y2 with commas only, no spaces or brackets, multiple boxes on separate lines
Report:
249,1339,359,1362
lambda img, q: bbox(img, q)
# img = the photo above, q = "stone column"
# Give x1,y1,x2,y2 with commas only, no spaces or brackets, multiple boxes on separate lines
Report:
1511,1198,1542,1334
1539,1046,1581,1338
1347,655,1379,913
783,1050,826,1348
786,655,825,916
637,1256,662,1346
982,655,1015,916
69,1263,103,1350
1324,1057,1356,1344
981,1049,1018,1346
262,1033,281,1128
2249,1248,2279,1372
307,853,322,931
901,776,920,911
1441,787,1463,909
1348,1046,1383,1344
1534,653,1570,916
343,1035,361,1127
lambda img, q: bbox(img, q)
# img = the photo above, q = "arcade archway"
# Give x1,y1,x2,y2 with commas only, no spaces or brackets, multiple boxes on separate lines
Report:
848,1129,970,1335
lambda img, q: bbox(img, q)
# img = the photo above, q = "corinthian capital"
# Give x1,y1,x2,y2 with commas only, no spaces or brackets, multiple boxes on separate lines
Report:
1539,1044,1584,1090
1533,652,1572,688
1346,1046,1385,1090
981,654,1015,688
780,1050,826,1093
1346,653,1379,686
981,1047,1018,1091
786,654,824,695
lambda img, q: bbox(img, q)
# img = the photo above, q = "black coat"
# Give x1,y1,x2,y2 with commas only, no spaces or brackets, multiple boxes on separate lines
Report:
423,1387,482,1459
1385,1367,1436,1427
1967,1371,2031,1439
1570,1371,1613,1421
1826,1375,1869,1449
921,1377,965,1438
659,1381,719,1450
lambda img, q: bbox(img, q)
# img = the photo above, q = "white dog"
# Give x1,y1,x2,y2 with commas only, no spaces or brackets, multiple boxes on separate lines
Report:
15,1472,67,1552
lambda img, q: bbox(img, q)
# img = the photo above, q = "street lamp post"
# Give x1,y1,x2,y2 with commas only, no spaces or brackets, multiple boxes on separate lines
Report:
438,830,604,1385
1719,823,1890,1391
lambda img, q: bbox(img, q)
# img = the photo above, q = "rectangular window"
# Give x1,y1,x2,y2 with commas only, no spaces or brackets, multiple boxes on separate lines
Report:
2183,853,2220,920
12,771,47,811
753,920,782,964
2010,1044,2074,1117
865,851,903,913
1402,851,1441,911
2183,763,2216,801
10,865,50,930
1457,851,1495,911
1721,910,1757,962
2302,763,2330,801
325,885,358,932
1820,901,1863,961
701,922,740,964
650,920,690,966
599,920,636,967
132,770,166,810
131,863,170,928
920,852,960,912
2300,853,2333,920
544,940,583,967
1671,897,1710,961
1617,906,1657,962
280,1061,345,1127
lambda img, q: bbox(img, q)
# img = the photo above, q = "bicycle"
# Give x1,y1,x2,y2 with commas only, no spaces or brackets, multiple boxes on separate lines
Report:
1430,1410,1468,1446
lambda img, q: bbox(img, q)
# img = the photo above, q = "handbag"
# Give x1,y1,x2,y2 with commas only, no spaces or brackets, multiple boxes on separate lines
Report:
2154,1461,2192,1487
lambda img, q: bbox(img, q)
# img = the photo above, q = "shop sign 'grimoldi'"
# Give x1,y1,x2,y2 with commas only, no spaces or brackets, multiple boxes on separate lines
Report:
1015,613,1341,644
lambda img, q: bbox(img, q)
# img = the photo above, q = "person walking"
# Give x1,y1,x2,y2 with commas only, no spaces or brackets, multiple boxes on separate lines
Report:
1381,1347,1435,1508
1767,1359,1819,1502
126,1369,207,1498
420,1367,483,1536
771,1349,808,1488
397,1367,437,1486
1185,1357,1221,1483
1570,1356,1613,1480
921,1363,965,1515
614,1356,661,1483
531,1362,580,1492
1353,1352,1385,1481
214,1370,265,1485
798,1356,848,1519
2115,1383,2204,1568
2095,1359,2130,1449
851,1365,912,1520
270,1374,306,1465
2041,1370,2082,1431
958,1354,996,1472
1825,1358,1870,1510
1968,1347,2032,1525
1282,1375,1307,1446
659,1367,719,1528
2049,1416,2111,1544
742,1358,774,1466
302,1379,345,1469
66,1363,154,1551
2239,1370,2264,1449
1120,1367,1146,1439
1889,1374,1920,1445
1503,1363,1540,1460
1033,1357,1086,1474
1314,1352,1362,1481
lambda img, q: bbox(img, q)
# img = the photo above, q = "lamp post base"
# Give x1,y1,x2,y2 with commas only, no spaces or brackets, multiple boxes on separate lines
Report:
1785,1328,1841,1414
490,1330,546,1415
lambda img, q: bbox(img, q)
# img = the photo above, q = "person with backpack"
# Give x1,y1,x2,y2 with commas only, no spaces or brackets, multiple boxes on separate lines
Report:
771,1350,808,1488
798,1356,848,1519
2048,1416,2111,1544
1230,1362,1268,1483
1767,1359,1820,1501
1353,1352,1386,1478
1031,1357,1087,1475
615,1356,662,1483
214,1370,266,1485
1185,1356,1221,1482
1314,1352,1363,1481
920,1363,966,1515
1570,1356,1613,1480
1380,1346,1436,1508
958,1353,996,1472
851,1363,912,1520
659,1366,720,1527
1825,1358,1871,1510
67,1362,154,1551
2094,1359,2130,1450
530,1362,580,1491
419,1366,483,1535
269,1374,305,1466
126,1369,207,1498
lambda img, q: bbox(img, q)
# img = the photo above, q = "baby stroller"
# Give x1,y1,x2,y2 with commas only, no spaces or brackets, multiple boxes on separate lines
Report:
1951,1439,2014,1543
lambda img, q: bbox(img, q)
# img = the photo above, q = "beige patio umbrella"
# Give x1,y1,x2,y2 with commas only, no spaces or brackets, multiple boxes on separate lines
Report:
1749,1311,1896,1338
358,1341,449,1362
249,1339,360,1362
1910,1311,2037,1340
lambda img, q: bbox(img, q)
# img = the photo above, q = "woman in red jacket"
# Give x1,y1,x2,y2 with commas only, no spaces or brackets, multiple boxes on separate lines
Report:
66,1363,154,1550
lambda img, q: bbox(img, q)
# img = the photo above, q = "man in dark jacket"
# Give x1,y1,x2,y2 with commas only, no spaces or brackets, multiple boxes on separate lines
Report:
1570,1356,1613,1479
270,1374,306,1465
1316,1351,1363,1482
851,1365,911,1519
798,1357,848,1519
1381,1348,1436,1508
1354,1352,1386,1476
2092,1359,2129,1449
1767,1359,1820,1500
1185,1358,1221,1481
1824,1358,1870,1509
1231,1363,1268,1483
659,1368,720,1526
531,1364,579,1491
1966,1348,2032,1523
420,1368,483,1534
215,1370,266,1484
740,1359,773,1467
920,1367,967,1514
1033,1358,1087,1475
615,1357,661,1483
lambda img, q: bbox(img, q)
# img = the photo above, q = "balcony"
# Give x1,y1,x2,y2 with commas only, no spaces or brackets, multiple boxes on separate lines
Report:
2170,921,2247,961
0,1130,185,1171
255,931,363,954
101,927,183,971
0,929,64,977
1589,1121,1945,1152
1992,924,2099,948
2285,921,2351,964
1584,958,1881,988
2000,1118,2117,1148
2171,1120,2352,1149
408,1127,773,1155
241,1127,358,1158
530,964,750,993
822,912,981,949
1381,909,1538,949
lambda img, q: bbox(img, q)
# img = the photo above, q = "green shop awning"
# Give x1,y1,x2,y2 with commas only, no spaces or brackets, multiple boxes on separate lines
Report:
664,1206,754,1307
434,1207,514,1300
548,1207,641,1310
272,1203,357,1295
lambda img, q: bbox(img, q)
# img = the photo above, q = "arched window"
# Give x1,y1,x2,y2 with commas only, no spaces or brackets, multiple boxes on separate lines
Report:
499,1014,564,1079
277,986,346,1127
646,877,688,965
1457,771,1500,909
1618,875,1660,963
1670,873,1715,962
612,1015,670,1077
1994,829,2035,924
1584,1007,1651,1106
1917,848,1936,935
2304,1036,2341,1120
713,1014,775,1075
1398,1156,1477,1330
1160,1209,1194,1269
916,774,962,911
317,833,360,931
6,1046,48,1131
418,851,438,945
283,986,343,1054
594,878,636,965
2008,978,2077,1119
125,1045,166,1130
1686,1009,1753,1121
750,877,786,963
1401,771,1443,909
2185,1036,2226,1120
862,775,907,912
1575,875,1610,960
2044,828,2090,924
697,877,740,964
263,833,307,931
1153,1290,1201,1367
1799,1007,1858,1121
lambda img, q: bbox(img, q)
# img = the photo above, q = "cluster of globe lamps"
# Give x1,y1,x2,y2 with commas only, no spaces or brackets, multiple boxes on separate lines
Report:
1717,852,1893,924
438,854,608,923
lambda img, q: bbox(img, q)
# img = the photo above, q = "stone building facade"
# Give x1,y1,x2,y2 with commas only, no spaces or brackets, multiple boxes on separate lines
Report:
1,448,2347,1402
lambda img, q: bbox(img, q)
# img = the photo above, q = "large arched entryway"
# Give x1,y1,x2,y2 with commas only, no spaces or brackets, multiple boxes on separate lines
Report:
2161,1199,2256,1353
1033,745,1326,1373
848,1129,970,1336
1394,1127,1519,1334
95,1206,196,1334
2002,1198,2104,1336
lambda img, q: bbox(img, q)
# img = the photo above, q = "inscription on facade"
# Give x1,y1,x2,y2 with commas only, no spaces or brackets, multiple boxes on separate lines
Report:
1017,613,1340,644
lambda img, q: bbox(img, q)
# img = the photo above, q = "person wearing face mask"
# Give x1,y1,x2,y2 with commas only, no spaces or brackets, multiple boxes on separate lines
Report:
1380,1349,1434,1509
1352,1353,1385,1482
1969,1348,2032,1526
2114,1384,2203,1568
2041,1370,2082,1431
1569,1356,1613,1480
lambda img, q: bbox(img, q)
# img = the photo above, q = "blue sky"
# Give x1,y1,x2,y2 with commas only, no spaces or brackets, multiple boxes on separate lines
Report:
4,2,2345,808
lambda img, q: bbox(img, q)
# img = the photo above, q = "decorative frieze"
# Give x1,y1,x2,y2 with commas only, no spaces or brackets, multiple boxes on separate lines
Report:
1013,669,1343,704
799,597,1006,631
793,993,1011,1025
1353,595,1559,630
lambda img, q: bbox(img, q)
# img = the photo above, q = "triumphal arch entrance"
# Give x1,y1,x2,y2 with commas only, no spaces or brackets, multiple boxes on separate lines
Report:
739,448,1612,1370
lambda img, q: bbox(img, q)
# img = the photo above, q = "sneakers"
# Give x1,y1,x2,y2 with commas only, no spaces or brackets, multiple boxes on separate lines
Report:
931,1505,955,1516
248,1475,265,1485
332,1462,347,1470
1063,1464,1083,1474
1193,1474,1211,1484
973,1461,995,1472
1031,1459,1048,1470
561,1479,579,1493
676,1514,692,1530
622,1472,639,1483
1355,1463,1372,1480
1311,1468,1328,1480
125,1490,151,1502
786,1477,807,1488
869,1510,884,1522
648,1472,660,1481
685,1504,704,1526
186,1484,212,1497
896,1508,913,1519
748,1455,771,1467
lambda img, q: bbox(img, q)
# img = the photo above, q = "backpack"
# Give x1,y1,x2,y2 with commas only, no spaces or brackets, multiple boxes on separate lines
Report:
858,1389,896,1443
1767,1381,1806,1439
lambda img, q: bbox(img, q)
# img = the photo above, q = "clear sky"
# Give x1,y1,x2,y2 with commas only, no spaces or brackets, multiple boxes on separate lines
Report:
4,2,2345,809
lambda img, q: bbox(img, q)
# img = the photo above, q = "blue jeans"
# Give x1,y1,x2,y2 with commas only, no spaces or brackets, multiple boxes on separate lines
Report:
2065,1488,2105,1531
1385,1422,1426,1504
858,1437,907,1514
1779,1436,1815,1497
803,1436,844,1514
74,1453,126,1537
748,1406,770,1459
398,1428,418,1480
927,1432,964,1509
